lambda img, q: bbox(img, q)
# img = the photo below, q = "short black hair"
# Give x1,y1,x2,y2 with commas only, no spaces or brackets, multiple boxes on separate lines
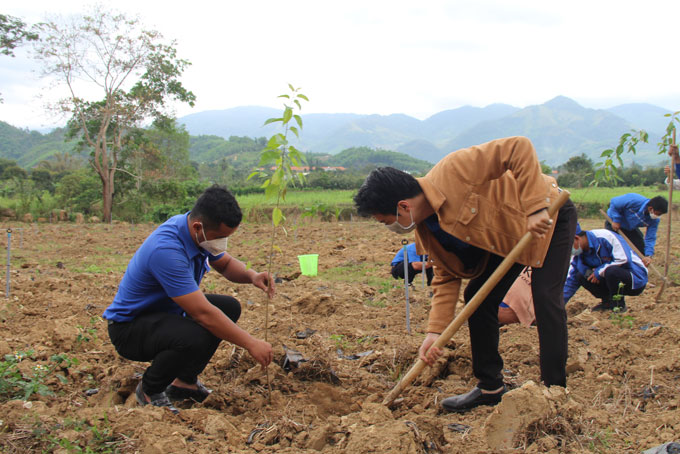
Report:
649,196,668,214
353,167,423,216
189,185,242,229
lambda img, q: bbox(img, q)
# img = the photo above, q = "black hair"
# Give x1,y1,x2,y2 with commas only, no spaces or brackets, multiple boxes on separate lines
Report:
189,184,242,229
353,167,423,216
577,231,587,237
648,196,668,214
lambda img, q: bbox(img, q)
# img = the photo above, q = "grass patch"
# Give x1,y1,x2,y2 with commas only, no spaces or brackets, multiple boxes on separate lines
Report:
237,189,355,210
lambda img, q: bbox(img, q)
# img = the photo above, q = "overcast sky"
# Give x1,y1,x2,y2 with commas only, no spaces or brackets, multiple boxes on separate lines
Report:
1,0,679,130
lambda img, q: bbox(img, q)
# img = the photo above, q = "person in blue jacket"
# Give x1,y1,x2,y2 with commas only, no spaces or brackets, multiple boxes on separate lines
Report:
390,242,433,285
564,226,648,312
605,193,667,267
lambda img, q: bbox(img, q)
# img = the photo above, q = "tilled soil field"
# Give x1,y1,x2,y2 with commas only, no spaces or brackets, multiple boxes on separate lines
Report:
0,217,679,453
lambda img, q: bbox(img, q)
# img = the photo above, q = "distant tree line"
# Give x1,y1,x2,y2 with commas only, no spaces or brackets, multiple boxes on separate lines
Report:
0,124,431,223
0,136,671,224
553,153,666,188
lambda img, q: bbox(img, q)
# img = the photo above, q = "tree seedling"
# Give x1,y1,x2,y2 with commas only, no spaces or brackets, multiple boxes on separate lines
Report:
248,84,309,399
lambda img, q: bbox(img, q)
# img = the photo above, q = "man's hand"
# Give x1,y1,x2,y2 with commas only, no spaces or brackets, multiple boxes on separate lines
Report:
587,273,600,284
669,144,679,164
642,256,652,267
419,332,443,366
527,209,553,239
252,271,275,298
610,221,621,231
665,165,672,177
246,338,273,368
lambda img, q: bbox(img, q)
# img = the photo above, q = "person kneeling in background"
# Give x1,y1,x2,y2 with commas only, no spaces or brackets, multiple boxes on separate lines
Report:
390,242,433,286
564,225,648,312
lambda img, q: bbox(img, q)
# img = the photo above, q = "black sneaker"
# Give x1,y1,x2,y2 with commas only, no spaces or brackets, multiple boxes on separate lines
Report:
592,300,614,312
135,382,179,414
165,380,212,403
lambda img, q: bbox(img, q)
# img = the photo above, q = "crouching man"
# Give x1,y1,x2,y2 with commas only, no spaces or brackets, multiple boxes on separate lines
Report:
564,226,648,312
103,185,274,413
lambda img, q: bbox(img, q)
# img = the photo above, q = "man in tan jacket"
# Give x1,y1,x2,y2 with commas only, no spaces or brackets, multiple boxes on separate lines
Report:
354,136,577,412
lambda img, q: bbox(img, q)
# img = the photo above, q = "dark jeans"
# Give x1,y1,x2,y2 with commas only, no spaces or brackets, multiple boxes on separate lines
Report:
464,200,576,389
108,294,241,395
604,220,645,256
391,262,434,285
577,265,645,302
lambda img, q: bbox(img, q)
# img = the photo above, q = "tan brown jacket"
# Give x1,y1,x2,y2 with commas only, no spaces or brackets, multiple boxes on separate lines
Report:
414,136,561,333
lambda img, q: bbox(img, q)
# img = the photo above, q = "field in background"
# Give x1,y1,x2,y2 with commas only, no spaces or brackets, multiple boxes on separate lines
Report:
235,186,674,213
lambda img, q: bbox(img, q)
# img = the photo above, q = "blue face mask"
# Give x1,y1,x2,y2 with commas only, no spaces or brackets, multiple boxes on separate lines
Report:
571,246,583,256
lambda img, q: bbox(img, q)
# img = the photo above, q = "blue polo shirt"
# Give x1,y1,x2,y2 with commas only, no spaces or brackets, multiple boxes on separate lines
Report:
103,213,223,322
391,243,427,266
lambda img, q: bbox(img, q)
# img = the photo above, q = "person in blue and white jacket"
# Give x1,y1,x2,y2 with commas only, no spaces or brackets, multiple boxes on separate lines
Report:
564,226,648,312
605,193,667,267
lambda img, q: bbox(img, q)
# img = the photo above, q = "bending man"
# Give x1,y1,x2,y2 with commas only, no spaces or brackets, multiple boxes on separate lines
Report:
354,136,576,412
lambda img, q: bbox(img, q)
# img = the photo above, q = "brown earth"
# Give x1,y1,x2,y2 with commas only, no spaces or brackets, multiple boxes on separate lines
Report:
0,217,679,453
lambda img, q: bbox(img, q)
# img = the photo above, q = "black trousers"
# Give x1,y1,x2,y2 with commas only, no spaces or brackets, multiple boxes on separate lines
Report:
391,262,434,285
108,294,241,395
604,220,645,256
464,200,577,389
577,265,645,302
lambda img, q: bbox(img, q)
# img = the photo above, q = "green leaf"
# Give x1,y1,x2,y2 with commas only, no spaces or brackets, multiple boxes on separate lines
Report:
258,150,281,166
283,106,293,123
297,94,309,101
289,126,299,138
267,134,285,149
294,100,301,110
263,117,283,126
278,94,290,99
294,114,303,129
273,207,284,226
265,183,279,199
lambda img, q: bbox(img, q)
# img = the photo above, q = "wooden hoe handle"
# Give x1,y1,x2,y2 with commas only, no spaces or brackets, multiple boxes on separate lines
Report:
382,189,572,406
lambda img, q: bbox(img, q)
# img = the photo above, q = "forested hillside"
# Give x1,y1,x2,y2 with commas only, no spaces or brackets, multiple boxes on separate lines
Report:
0,122,79,167
177,97,672,166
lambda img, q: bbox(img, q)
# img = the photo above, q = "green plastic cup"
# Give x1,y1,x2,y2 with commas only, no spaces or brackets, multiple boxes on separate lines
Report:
297,254,319,276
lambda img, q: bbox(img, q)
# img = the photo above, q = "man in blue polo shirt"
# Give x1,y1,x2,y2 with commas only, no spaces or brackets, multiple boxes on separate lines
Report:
390,242,433,285
103,185,274,413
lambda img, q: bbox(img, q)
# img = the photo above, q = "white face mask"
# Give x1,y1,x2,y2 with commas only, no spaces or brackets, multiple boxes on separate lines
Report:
386,206,416,234
196,223,228,255
649,212,661,220
571,246,583,256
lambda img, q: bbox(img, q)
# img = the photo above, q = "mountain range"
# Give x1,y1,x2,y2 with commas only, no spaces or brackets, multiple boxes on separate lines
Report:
178,96,673,166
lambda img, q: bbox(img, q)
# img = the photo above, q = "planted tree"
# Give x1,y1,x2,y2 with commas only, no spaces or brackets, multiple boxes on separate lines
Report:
248,85,308,397
32,5,195,222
